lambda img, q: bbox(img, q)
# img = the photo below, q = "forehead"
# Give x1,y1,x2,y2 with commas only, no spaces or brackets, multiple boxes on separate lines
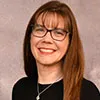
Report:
36,12,65,29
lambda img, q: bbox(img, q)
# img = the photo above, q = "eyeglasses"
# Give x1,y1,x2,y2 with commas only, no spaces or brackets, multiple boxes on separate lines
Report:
31,24,69,41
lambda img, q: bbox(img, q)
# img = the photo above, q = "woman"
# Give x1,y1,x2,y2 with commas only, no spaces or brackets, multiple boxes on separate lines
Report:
12,1,100,100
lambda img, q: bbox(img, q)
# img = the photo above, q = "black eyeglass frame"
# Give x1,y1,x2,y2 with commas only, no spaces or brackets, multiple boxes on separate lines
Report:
31,24,70,41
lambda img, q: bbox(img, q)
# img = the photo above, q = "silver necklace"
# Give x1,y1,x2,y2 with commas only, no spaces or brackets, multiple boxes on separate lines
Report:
36,76,63,100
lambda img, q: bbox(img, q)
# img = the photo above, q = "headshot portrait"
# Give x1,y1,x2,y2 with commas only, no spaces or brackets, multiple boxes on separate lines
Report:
0,0,100,100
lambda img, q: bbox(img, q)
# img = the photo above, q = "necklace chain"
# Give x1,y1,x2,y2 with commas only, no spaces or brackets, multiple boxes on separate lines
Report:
36,75,63,100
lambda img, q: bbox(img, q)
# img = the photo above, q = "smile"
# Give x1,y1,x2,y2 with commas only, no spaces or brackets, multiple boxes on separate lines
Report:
39,48,56,54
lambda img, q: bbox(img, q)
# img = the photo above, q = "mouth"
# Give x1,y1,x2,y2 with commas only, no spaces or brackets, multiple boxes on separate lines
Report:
38,48,56,54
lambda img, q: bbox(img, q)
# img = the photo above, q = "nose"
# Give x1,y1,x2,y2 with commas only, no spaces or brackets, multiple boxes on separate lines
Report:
42,31,53,43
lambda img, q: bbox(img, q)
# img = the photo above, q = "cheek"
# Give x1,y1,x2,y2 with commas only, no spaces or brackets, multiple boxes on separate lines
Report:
30,36,38,57
58,37,69,56
61,45,68,56
30,37,35,49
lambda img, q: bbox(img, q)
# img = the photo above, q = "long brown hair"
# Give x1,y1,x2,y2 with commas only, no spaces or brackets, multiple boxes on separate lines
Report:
23,1,84,100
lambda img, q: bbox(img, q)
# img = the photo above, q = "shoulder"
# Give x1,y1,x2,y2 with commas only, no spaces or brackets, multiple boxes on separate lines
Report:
13,77,34,87
82,78,100,92
12,77,37,93
81,78,100,100
12,77,37,100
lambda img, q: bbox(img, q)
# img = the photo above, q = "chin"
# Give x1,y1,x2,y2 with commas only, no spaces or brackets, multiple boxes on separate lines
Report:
36,58,62,67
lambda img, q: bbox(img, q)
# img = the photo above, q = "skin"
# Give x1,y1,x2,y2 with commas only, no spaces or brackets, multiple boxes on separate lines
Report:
30,13,69,84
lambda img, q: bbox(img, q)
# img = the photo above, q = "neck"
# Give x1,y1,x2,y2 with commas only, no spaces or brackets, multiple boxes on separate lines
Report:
36,62,63,84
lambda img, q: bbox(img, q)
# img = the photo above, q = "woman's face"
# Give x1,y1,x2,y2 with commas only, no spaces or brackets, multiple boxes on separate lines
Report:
30,13,69,66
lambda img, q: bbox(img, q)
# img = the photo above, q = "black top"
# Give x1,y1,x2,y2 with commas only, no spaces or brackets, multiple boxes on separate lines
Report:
12,77,100,100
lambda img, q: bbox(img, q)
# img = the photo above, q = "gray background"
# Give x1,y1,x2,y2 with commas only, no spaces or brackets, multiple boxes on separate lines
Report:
0,0,100,100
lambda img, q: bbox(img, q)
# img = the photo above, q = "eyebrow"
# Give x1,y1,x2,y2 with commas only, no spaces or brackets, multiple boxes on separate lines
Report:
35,23,69,33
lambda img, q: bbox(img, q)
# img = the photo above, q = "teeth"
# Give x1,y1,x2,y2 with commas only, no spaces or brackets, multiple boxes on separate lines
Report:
39,48,54,53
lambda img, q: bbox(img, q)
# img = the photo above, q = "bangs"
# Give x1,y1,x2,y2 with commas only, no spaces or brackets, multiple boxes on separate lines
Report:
35,11,71,31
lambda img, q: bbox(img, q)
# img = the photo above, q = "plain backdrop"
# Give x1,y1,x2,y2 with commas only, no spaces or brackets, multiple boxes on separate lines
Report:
0,0,100,100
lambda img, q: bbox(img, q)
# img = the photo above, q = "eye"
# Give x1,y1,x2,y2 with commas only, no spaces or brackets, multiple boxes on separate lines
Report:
34,27,45,32
53,29,65,37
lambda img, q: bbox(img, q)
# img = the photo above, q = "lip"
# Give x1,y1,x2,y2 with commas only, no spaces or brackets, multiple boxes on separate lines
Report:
38,47,56,54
